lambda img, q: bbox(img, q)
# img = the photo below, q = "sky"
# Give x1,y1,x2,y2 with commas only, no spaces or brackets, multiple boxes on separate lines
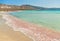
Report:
0,0,60,8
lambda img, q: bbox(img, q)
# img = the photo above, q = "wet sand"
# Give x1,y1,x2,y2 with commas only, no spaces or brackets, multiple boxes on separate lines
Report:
3,12,60,41
0,14,33,41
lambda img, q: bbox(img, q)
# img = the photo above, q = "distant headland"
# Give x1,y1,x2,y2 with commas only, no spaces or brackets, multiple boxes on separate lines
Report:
0,4,60,11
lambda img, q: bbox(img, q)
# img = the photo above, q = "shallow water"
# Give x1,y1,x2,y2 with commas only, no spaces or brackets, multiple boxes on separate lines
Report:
0,14,33,41
10,10,60,32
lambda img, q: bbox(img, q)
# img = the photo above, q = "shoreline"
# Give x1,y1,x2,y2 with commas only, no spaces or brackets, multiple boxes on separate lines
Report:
2,12,35,41
1,11,60,33
1,12,35,41
0,12,33,41
1,12,60,41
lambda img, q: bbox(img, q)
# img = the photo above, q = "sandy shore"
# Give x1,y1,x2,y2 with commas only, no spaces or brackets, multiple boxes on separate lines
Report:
0,13,33,41
1,12,60,41
0,11,60,41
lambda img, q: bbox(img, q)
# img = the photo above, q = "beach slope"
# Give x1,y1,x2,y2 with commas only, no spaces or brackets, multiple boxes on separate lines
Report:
2,12,60,41
0,13,33,41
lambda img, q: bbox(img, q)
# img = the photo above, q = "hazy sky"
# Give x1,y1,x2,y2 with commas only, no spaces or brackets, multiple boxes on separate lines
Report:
0,0,60,8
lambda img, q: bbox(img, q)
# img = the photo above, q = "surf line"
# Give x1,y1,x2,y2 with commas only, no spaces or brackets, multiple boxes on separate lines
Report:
2,13,36,41
2,13,60,41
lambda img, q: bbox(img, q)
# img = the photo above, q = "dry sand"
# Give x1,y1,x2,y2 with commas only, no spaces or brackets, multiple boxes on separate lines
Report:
0,14,33,41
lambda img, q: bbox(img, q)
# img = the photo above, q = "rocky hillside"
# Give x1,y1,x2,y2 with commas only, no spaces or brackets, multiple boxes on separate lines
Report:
0,4,45,11
0,4,60,11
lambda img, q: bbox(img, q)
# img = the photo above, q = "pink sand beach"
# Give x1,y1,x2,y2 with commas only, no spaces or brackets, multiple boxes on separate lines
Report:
0,12,33,41
1,12,60,41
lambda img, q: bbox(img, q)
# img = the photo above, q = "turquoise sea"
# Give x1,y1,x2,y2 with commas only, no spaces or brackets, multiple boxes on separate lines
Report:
10,10,60,32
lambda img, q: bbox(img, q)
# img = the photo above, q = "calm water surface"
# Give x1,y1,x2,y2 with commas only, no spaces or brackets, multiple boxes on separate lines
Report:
10,10,60,32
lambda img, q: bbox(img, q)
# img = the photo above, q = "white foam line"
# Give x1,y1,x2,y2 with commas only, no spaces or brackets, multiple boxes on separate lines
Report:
2,14,35,41
6,22,35,41
2,13,60,41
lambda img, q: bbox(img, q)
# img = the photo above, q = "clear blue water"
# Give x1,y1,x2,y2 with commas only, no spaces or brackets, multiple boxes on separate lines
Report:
10,10,60,32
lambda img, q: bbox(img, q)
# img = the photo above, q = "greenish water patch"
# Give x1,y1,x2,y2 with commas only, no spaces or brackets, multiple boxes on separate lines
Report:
10,10,60,32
